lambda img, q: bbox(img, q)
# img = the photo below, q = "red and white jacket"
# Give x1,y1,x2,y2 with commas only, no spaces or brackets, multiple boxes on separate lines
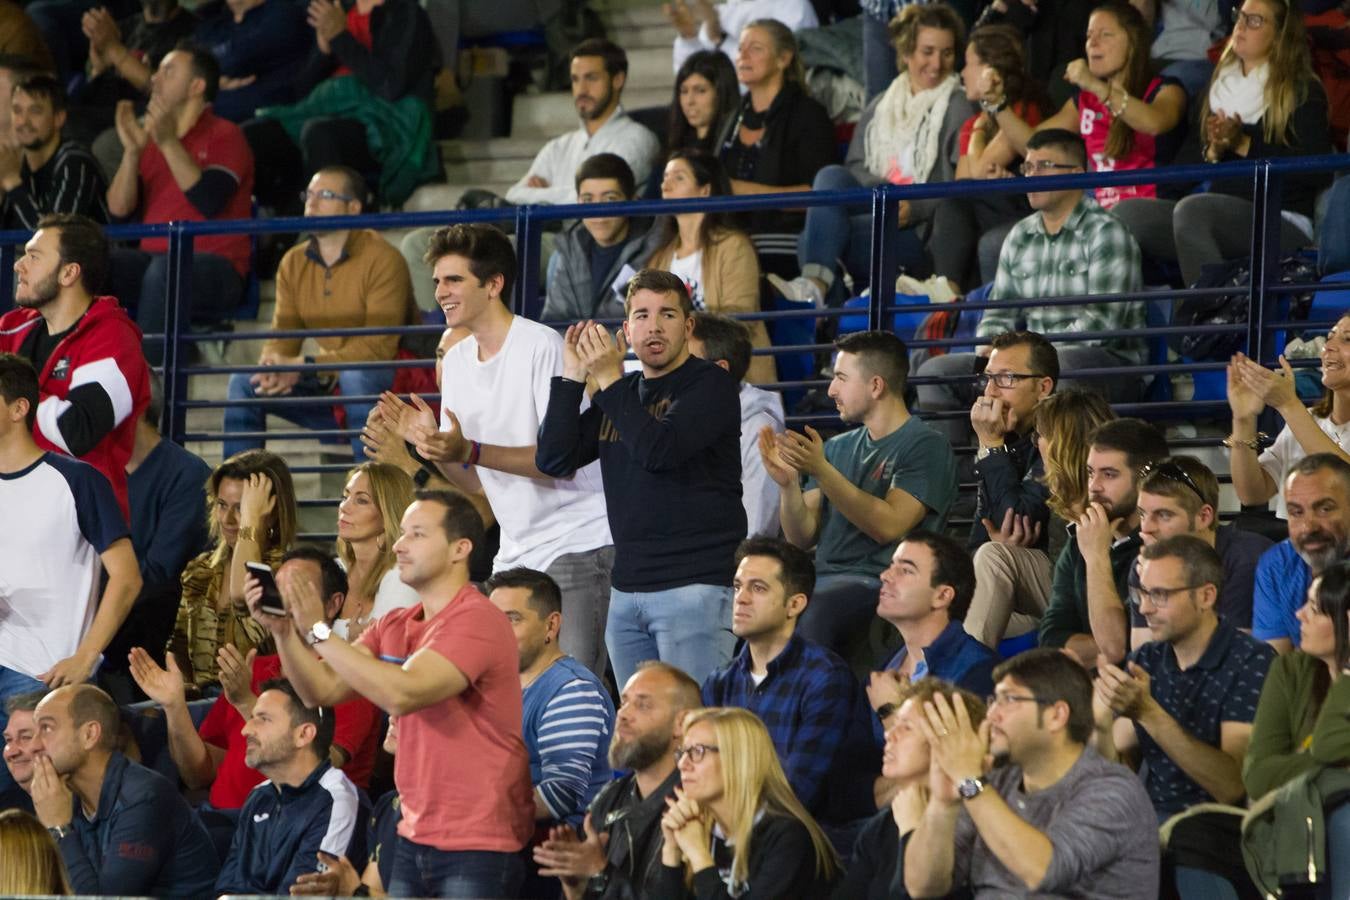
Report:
0,297,150,520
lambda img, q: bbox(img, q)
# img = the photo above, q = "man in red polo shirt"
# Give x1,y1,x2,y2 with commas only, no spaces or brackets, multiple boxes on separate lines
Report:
105,41,252,363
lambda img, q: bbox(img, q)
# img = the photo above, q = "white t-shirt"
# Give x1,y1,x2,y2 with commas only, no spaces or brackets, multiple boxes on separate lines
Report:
332,563,420,640
0,453,126,679
440,316,612,570
667,249,705,310
1258,414,1350,518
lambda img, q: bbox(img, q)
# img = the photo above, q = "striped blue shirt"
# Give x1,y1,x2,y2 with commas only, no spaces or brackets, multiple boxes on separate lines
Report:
522,655,616,827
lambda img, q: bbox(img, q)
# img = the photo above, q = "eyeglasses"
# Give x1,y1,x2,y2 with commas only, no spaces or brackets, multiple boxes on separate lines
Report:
1232,8,1267,28
1139,461,1206,505
986,693,1043,709
1019,160,1081,176
674,743,719,765
977,372,1043,390
1131,583,1198,608
300,188,356,203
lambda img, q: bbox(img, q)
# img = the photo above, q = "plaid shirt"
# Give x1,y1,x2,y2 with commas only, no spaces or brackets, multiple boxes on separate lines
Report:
702,634,876,820
980,196,1146,364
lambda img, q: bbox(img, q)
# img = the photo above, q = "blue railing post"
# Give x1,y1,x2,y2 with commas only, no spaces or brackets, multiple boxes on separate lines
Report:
162,223,194,444
0,240,15,313
867,185,899,332
514,204,540,319
1246,160,1283,364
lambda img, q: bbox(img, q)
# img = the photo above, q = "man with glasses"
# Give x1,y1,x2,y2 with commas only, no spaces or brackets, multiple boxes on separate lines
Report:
916,128,1147,442
544,154,666,322
1127,455,1272,650
903,648,1159,898
1039,418,1169,669
222,165,417,461
962,330,1058,649
1094,535,1274,822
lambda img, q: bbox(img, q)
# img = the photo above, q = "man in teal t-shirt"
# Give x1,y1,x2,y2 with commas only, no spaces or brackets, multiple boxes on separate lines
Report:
761,330,957,655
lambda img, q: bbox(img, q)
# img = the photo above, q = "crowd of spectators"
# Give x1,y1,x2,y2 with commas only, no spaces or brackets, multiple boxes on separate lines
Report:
2,0,1350,896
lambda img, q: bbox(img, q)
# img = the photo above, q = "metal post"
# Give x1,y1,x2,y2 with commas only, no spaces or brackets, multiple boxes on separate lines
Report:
867,186,898,332
162,224,194,444
1245,161,1282,364
514,204,540,319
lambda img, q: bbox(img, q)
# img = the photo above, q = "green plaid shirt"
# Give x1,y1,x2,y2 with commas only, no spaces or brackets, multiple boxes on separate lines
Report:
979,196,1146,364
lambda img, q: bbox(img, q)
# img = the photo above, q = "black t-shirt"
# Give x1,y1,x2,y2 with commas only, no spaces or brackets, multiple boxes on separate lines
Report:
19,312,82,377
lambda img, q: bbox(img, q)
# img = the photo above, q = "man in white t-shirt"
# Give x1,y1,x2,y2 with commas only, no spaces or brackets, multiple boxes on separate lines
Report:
376,225,616,677
0,352,140,797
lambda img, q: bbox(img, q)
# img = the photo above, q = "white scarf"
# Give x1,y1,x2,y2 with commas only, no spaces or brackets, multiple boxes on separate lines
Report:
1208,59,1269,124
864,71,958,185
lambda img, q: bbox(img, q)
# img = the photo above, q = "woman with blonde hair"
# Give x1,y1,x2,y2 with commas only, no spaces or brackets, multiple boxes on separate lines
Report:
334,461,419,640
654,707,839,898
0,809,71,896
833,679,986,899
650,149,776,384
166,449,298,694
1114,0,1333,286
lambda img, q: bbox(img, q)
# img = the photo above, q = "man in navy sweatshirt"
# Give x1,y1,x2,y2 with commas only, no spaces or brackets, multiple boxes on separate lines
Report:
537,268,745,689
29,684,219,896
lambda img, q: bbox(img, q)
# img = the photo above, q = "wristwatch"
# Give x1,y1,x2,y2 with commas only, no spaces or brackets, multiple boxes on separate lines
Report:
957,777,986,800
48,823,72,840
975,444,1006,463
306,621,333,646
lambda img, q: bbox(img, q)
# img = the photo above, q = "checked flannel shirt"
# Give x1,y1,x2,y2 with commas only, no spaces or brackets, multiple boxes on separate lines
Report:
978,195,1146,364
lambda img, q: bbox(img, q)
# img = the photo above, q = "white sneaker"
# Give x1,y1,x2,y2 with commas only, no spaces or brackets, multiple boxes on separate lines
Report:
768,274,825,308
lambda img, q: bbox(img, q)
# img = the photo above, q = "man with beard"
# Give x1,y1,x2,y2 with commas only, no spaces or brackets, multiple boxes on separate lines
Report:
214,678,360,895
0,74,107,229
1039,418,1169,669
532,661,702,900
1253,453,1350,653
0,213,150,520
505,38,660,206
537,269,745,688
29,684,218,895
902,649,1159,899
1095,536,1274,820
763,329,957,657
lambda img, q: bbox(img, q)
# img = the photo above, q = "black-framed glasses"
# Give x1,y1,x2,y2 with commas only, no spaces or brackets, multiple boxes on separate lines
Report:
1019,160,1081,176
976,372,1043,390
1232,8,1267,28
1132,583,1198,608
986,693,1043,709
300,188,355,203
1139,461,1206,505
674,743,719,765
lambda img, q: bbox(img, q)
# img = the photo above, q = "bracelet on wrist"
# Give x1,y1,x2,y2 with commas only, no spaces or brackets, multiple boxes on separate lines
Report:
1222,432,1268,451
236,525,258,544
462,440,482,469
979,96,1007,116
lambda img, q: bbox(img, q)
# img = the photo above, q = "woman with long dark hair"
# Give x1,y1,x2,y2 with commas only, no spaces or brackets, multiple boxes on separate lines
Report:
649,149,775,384
668,50,741,155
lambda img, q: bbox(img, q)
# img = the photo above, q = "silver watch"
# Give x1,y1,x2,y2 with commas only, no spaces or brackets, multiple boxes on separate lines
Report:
957,777,986,800
307,621,333,646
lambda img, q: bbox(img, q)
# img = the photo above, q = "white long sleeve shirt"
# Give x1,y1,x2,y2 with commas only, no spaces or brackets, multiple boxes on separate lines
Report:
505,107,660,206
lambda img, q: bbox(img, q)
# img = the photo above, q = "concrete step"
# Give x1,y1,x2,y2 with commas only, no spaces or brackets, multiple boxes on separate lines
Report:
511,85,670,138
443,156,542,184
439,135,548,162
598,4,670,29
627,46,674,93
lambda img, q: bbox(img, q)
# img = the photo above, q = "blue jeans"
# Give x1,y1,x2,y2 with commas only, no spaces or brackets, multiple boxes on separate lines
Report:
798,165,927,306
606,584,735,689
545,546,615,679
386,837,524,899
1325,800,1350,900
0,666,46,796
223,367,394,461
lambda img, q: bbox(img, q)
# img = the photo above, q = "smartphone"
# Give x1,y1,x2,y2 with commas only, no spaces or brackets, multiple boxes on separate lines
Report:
245,561,287,617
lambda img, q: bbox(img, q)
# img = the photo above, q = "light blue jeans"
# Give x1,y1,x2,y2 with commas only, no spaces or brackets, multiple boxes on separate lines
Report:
606,584,735,689
224,367,395,461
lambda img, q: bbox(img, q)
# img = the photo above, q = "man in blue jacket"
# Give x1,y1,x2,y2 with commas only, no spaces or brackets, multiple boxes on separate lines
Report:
29,684,218,896
215,678,361,895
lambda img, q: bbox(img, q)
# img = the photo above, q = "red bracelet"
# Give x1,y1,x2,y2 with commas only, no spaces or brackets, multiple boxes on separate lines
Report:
462,440,481,469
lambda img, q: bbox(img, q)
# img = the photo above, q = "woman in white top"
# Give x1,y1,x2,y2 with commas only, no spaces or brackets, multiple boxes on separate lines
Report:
1228,316,1350,517
333,461,419,639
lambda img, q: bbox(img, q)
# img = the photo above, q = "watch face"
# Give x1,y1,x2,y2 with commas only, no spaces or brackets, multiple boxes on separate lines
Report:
958,778,983,799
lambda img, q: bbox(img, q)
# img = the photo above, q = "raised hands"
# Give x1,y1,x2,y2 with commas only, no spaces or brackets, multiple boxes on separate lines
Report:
1229,352,1300,413
127,646,187,709
533,813,609,888
239,472,276,534
114,100,148,154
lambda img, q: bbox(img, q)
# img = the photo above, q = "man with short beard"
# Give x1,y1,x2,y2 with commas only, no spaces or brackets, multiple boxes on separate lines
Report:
214,678,360,895
1253,453,1350,653
1038,418,1169,669
533,662,702,900
505,38,659,206
0,74,107,229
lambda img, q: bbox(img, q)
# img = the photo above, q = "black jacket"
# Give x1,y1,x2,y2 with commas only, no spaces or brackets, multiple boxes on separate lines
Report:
967,431,1050,552
650,813,836,899
295,0,440,104
582,769,681,900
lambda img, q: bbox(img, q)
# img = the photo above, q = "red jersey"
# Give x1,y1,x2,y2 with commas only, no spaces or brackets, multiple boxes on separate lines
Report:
1077,76,1174,209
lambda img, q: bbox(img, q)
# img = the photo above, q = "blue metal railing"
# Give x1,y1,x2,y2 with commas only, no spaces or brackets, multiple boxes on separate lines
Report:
2,153,1347,454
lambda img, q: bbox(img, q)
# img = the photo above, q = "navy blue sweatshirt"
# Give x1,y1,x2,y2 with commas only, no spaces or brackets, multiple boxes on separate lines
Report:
58,752,219,897
537,356,745,592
